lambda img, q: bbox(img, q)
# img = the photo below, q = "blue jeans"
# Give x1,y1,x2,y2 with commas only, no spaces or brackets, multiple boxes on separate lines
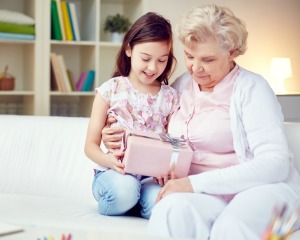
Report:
92,169,161,219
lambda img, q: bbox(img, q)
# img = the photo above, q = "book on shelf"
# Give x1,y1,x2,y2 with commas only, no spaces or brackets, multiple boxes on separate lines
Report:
50,60,59,91
50,52,65,92
76,71,87,91
81,70,95,91
57,54,73,91
67,69,76,91
67,2,81,41
51,0,62,40
55,0,66,41
61,1,74,41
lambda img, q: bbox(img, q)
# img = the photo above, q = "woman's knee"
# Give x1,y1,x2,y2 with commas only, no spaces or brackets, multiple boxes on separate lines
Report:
149,193,211,239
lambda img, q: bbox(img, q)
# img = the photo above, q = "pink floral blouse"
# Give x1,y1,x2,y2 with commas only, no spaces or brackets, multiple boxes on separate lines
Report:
96,76,179,134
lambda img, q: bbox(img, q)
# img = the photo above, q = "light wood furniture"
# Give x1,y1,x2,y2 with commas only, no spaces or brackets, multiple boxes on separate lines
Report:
0,0,143,117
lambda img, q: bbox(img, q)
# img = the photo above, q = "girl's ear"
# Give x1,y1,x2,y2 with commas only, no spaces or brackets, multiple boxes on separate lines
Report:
125,45,132,57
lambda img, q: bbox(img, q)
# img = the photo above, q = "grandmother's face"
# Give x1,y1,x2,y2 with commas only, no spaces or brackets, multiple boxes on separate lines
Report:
183,38,235,92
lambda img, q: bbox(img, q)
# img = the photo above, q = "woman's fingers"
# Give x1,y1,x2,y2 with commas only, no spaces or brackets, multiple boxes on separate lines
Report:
105,116,117,127
102,126,124,150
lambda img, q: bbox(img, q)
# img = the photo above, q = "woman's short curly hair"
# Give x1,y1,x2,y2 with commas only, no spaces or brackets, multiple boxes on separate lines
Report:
177,4,248,57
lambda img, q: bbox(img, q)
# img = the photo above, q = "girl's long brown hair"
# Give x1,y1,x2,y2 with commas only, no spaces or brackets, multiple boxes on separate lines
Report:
112,12,176,85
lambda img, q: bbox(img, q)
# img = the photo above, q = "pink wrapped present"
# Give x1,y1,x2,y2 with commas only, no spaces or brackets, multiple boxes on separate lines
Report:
121,130,193,178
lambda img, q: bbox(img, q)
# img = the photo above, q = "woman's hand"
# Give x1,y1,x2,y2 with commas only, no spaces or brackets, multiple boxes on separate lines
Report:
102,117,125,152
154,169,176,187
156,177,194,203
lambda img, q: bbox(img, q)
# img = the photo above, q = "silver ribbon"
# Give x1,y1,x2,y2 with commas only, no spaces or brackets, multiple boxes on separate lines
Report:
159,133,187,167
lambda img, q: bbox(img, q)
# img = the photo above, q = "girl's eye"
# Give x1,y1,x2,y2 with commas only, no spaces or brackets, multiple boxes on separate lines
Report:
158,59,167,63
142,58,150,62
186,54,193,59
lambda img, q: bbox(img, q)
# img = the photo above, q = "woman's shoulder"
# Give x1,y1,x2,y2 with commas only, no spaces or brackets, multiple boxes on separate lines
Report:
170,72,192,93
234,66,276,99
235,67,272,90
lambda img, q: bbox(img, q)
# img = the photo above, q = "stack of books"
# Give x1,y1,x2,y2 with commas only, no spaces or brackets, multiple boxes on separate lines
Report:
51,0,81,41
50,52,95,92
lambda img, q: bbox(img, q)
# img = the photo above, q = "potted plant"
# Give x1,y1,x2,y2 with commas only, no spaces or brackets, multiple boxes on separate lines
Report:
104,13,131,43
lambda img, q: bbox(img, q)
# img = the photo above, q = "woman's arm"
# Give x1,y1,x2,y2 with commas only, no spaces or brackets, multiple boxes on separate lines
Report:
189,74,290,195
101,117,125,152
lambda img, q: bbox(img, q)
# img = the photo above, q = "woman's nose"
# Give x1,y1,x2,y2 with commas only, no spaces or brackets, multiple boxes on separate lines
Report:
193,63,203,72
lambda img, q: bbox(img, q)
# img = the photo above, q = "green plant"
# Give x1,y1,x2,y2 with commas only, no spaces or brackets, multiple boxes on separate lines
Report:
104,13,132,33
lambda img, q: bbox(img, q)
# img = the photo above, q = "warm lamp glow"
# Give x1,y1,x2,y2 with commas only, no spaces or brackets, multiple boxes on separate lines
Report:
269,57,293,93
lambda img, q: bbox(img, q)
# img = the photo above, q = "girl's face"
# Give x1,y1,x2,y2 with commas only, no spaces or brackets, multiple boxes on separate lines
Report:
183,38,235,92
126,41,170,87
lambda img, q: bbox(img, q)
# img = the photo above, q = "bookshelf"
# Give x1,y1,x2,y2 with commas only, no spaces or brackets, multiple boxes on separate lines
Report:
0,0,143,117
0,0,43,115
43,0,143,117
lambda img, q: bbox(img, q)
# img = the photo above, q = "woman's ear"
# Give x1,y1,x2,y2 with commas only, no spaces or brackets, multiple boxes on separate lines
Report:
229,49,237,59
125,45,132,57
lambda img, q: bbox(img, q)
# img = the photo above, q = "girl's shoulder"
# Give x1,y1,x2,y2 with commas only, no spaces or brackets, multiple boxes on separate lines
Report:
106,76,127,84
161,84,178,95
98,76,128,90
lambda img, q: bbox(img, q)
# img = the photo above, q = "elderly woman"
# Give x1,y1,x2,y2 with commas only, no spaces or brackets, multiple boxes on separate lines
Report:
101,4,300,240
146,4,300,239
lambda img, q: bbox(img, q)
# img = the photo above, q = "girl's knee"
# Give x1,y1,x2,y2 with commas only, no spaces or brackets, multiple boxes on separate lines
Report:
95,173,141,216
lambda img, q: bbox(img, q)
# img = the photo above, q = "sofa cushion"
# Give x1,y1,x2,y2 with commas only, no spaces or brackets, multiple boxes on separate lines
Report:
0,115,94,203
0,193,148,235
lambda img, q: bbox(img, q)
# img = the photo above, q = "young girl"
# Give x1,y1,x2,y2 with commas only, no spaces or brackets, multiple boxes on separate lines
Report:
84,12,179,219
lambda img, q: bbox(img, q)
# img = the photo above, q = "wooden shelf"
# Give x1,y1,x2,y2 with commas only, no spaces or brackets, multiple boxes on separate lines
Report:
0,0,143,117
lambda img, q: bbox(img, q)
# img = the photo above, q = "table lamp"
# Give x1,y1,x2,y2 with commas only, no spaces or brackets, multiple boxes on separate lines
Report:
269,57,292,93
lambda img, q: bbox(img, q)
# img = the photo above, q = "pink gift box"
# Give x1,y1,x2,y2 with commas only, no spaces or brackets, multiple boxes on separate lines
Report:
121,130,193,178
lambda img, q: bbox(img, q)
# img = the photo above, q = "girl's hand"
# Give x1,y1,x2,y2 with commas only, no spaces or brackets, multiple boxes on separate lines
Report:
102,117,125,152
156,177,194,203
108,150,126,174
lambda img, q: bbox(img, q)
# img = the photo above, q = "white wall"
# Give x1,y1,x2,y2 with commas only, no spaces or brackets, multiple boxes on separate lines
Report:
141,0,300,121
142,0,300,92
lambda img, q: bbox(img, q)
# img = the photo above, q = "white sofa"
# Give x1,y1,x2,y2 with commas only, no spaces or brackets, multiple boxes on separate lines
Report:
0,115,299,239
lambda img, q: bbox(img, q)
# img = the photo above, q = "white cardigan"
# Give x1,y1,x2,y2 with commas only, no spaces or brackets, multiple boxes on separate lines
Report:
171,67,300,196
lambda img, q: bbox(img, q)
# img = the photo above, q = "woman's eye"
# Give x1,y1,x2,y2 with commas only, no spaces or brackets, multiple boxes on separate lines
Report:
204,59,214,63
142,58,150,62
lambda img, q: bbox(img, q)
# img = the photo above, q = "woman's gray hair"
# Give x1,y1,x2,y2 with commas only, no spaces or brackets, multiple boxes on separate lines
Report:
177,4,248,57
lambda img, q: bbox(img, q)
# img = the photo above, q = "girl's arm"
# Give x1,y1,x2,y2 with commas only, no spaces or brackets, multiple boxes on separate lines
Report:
84,93,125,174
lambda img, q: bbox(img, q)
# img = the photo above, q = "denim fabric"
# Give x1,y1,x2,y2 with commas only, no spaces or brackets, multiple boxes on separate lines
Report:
92,169,161,219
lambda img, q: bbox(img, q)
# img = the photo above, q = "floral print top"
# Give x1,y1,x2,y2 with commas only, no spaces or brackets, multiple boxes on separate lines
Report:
96,76,179,134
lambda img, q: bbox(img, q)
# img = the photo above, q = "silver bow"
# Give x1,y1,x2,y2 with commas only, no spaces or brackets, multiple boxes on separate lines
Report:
158,133,187,149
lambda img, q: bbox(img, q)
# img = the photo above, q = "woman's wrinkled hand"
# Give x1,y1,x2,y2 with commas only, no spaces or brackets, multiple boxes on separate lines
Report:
156,177,194,203
102,117,125,152
153,170,176,187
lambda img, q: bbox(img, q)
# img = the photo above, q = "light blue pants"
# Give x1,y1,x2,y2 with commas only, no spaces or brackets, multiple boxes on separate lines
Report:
92,169,161,219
